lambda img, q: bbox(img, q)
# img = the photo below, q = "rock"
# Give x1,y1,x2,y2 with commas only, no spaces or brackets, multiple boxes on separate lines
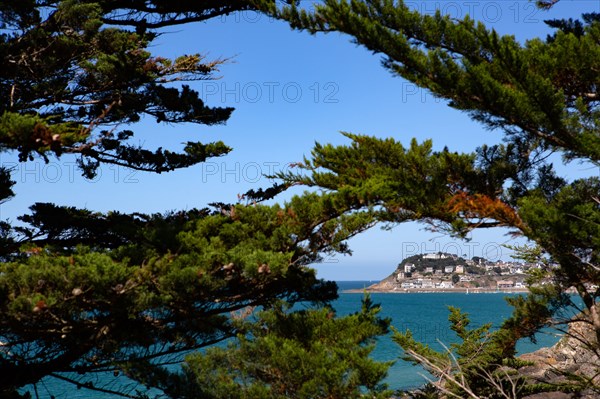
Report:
523,393,574,399
519,314,600,399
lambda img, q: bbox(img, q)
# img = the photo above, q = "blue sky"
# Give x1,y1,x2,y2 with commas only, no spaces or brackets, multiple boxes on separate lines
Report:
1,1,598,280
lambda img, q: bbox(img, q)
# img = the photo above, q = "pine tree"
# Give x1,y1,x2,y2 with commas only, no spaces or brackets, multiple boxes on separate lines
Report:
0,1,252,183
1,192,384,397
0,1,386,397
264,0,600,395
128,296,392,399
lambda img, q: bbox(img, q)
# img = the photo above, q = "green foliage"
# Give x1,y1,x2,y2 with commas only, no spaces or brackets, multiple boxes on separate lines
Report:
0,0,239,179
394,308,528,398
262,0,600,396
518,178,600,292
1,1,394,398
131,295,392,399
0,163,15,204
275,133,485,236
0,187,386,395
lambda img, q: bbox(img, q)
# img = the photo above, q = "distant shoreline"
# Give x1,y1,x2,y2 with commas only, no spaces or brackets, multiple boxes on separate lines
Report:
343,287,530,294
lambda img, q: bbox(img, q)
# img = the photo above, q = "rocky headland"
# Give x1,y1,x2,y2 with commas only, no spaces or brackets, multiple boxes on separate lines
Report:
347,253,536,293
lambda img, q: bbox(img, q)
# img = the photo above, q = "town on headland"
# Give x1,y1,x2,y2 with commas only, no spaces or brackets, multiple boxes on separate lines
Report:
348,252,555,293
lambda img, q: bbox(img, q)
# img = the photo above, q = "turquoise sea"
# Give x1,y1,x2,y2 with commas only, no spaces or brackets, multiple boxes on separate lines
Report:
335,281,561,391
22,281,562,397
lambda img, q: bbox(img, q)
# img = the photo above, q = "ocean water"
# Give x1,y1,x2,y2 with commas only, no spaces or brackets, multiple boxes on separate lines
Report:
335,281,561,391
22,281,561,397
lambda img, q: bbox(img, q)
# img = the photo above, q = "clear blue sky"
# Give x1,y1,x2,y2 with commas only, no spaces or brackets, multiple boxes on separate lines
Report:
1,1,598,280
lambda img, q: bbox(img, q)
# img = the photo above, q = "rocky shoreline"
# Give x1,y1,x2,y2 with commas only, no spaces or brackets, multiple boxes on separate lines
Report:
516,317,600,398
393,313,600,399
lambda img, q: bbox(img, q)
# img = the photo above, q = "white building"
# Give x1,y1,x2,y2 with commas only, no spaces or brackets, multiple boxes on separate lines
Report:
420,279,434,288
423,253,448,260
437,281,454,289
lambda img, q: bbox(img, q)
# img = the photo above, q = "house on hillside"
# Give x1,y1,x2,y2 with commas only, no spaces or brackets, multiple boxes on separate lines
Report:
444,266,454,274
497,280,514,289
404,263,415,273
510,266,524,274
455,265,465,274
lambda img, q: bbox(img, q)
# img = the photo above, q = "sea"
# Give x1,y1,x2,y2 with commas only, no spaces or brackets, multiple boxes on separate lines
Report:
21,281,562,398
